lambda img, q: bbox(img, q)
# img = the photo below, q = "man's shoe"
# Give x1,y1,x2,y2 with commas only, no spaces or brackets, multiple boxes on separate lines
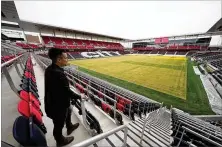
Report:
56,136,74,146
67,123,79,135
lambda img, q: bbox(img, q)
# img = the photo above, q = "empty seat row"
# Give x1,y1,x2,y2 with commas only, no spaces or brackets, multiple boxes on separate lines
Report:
69,74,160,122
73,82,124,125
13,56,47,146
69,52,83,59
1,55,16,63
41,36,124,50
1,53,23,67
171,108,222,147
16,42,41,49
133,45,208,51
77,74,160,117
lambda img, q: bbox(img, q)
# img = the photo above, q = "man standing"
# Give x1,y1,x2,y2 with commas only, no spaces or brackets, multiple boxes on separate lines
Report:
44,48,79,146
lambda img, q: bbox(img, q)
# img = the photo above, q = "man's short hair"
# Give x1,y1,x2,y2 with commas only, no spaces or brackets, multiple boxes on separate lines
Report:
48,48,65,63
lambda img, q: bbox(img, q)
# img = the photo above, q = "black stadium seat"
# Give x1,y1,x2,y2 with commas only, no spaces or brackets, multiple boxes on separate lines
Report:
13,116,47,146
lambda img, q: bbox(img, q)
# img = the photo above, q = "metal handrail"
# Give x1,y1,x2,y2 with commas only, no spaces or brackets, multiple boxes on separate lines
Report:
1,54,24,68
140,106,168,144
140,108,159,144
72,125,128,147
1,53,28,96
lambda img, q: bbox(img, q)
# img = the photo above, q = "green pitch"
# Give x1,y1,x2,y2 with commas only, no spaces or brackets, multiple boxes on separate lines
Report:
69,55,214,115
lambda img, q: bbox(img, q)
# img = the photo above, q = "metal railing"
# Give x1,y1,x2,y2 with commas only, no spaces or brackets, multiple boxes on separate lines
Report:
140,105,166,144
1,53,27,95
73,125,128,147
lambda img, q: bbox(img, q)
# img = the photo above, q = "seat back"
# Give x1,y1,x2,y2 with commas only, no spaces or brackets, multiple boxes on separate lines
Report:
12,116,47,146
13,116,30,146
29,118,47,146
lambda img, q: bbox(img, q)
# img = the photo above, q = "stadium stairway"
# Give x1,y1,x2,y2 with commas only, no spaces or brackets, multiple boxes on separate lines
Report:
73,107,172,147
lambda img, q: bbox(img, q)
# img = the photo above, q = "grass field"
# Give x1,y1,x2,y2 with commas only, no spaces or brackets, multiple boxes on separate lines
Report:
69,55,214,115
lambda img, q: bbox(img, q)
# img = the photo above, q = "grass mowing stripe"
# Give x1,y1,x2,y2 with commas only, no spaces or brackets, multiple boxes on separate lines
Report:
121,61,183,70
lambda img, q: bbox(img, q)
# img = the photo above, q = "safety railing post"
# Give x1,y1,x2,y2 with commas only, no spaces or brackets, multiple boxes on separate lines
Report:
140,114,149,144
143,102,145,115
114,102,118,124
14,61,22,78
122,127,128,147
2,66,19,96
129,103,131,120
81,97,89,130
18,57,25,71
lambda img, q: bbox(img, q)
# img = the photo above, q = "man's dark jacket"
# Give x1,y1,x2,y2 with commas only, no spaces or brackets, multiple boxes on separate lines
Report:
44,63,79,119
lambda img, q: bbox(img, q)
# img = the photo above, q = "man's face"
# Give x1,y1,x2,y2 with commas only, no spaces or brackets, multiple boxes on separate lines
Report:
57,52,68,67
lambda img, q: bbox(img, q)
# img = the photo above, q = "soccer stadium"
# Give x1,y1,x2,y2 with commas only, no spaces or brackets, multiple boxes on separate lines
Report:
1,1,222,147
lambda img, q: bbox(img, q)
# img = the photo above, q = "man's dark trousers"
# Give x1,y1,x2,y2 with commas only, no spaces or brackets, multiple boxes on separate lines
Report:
52,107,72,141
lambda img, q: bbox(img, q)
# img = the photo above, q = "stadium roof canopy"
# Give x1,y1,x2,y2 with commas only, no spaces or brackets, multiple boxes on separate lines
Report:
208,18,222,32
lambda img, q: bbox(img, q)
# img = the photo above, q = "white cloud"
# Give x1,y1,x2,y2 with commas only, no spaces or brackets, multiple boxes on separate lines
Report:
15,1,221,40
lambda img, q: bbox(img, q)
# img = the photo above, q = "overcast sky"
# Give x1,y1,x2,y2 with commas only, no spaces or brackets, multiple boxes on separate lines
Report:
15,1,221,40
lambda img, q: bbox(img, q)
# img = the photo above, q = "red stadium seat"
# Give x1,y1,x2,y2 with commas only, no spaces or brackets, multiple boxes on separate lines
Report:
41,36,124,51
29,92,40,107
117,103,124,112
124,99,131,105
18,100,43,124
98,91,104,99
101,103,111,113
18,100,30,118
30,105,43,124
119,99,125,106
19,91,40,109
75,83,85,93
